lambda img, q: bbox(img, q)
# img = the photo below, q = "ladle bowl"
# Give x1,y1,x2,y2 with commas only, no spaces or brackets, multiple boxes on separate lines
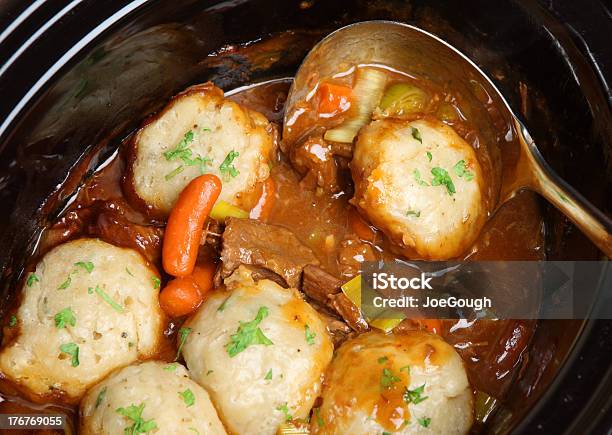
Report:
283,20,612,257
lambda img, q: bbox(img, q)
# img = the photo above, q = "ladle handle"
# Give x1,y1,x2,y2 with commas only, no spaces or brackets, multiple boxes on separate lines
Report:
517,122,612,258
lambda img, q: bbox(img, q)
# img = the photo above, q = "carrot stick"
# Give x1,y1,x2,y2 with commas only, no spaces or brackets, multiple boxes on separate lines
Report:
163,174,222,277
190,263,216,296
159,277,203,317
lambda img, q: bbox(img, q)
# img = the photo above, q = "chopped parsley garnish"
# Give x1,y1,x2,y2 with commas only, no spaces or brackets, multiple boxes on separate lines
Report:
87,287,94,294
404,384,428,404
383,432,391,435
400,365,410,373
226,306,273,357
411,127,423,143
276,403,292,422
217,296,230,312
315,408,324,427
219,151,240,179
152,276,161,289
175,327,192,361
380,368,401,389
164,130,195,161
165,165,185,181
417,417,431,428
163,130,212,179
54,307,76,329
206,369,214,375
426,151,432,162
125,267,134,276
179,389,195,407
189,428,199,434
74,261,94,273
265,369,273,380
27,273,40,287
163,363,178,372
95,387,107,408
94,286,124,312
60,342,80,367
405,209,421,217
116,403,157,434
413,169,429,186
377,356,388,364
431,167,456,195
8,315,17,327
58,276,72,290
452,160,474,181
305,324,316,345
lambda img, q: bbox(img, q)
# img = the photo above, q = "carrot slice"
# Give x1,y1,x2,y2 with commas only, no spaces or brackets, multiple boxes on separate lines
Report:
163,174,222,277
317,82,351,116
159,277,203,317
249,177,276,221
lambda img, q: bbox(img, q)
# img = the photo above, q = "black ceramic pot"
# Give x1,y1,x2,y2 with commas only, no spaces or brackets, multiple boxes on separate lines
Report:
0,1,610,433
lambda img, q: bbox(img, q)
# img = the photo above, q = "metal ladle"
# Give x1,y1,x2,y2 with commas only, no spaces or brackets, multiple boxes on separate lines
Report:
283,20,611,257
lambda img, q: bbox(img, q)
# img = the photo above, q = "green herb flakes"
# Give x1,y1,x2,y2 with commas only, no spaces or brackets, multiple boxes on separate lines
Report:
226,306,273,357
315,407,324,427
54,307,76,329
413,169,429,186
95,286,124,312
426,151,433,162
152,276,161,289
276,403,292,422
74,261,94,273
163,363,178,372
431,167,456,195
27,273,40,287
305,324,316,345
125,267,134,276
218,296,231,312
175,327,192,361
404,384,428,404
417,417,431,428
405,209,421,217
411,127,423,143
265,369,273,380
377,356,388,364
8,315,17,327
400,365,410,373
165,165,184,181
60,342,80,367
95,387,107,409
179,389,195,407
116,403,157,434
380,368,401,389
220,151,240,179
58,276,72,290
452,160,474,181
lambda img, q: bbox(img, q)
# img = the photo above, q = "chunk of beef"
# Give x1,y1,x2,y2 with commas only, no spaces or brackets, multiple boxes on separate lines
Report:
302,265,369,333
219,218,319,288
289,133,340,192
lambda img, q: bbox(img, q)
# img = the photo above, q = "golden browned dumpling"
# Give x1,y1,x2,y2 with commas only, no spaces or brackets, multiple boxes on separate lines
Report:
312,331,473,435
182,267,333,435
0,239,165,402
352,118,486,259
80,361,226,434
128,82,276,216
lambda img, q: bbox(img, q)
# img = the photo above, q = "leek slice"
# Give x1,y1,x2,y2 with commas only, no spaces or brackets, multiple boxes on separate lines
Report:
210,200,249,220
340,274,362,307
324,68,387,143
379,82,428,116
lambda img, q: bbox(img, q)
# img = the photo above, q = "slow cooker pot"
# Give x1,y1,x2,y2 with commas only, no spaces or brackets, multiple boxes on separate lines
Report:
0,0,610,433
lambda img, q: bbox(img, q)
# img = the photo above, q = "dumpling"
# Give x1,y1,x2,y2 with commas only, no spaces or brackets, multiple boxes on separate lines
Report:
126,82,276,216
312,331,473,434
351,118,486,259
181,267,333,435
80,361,226,434
0,238,165,402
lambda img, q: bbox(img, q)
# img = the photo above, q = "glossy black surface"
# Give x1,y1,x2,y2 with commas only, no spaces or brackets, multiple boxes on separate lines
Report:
0,1,610,433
